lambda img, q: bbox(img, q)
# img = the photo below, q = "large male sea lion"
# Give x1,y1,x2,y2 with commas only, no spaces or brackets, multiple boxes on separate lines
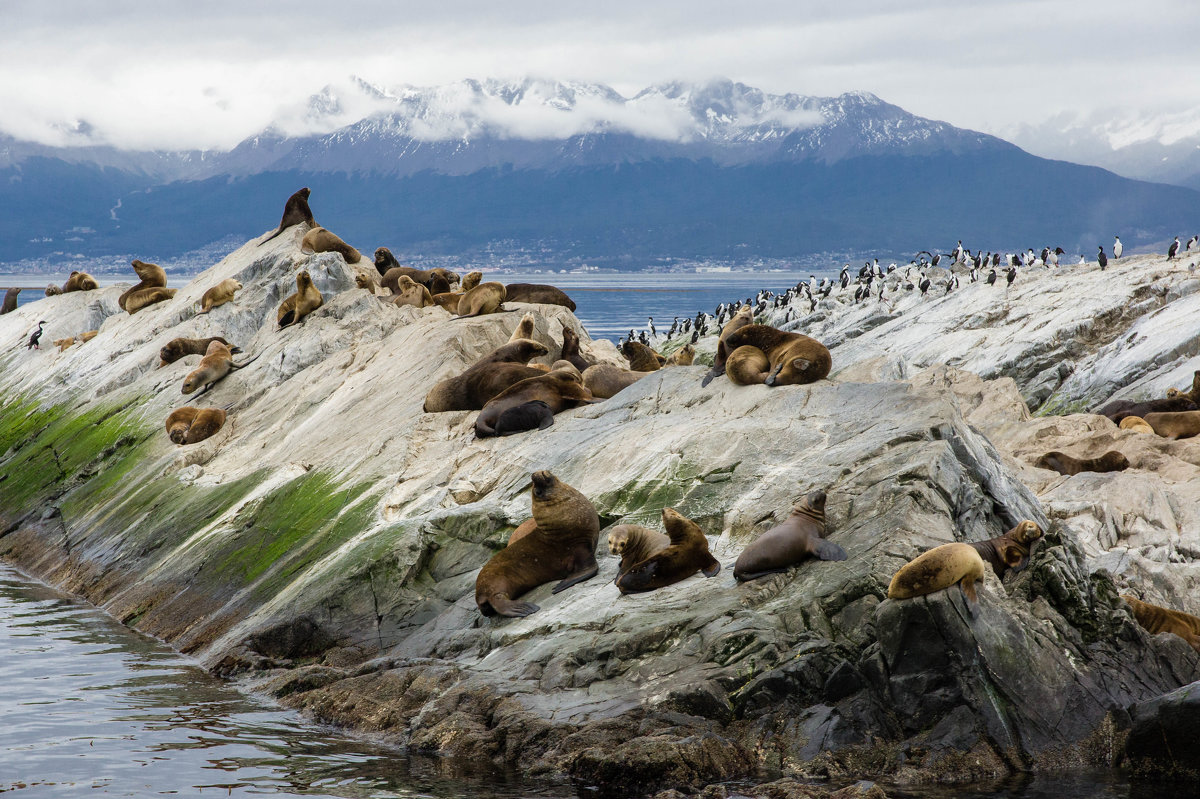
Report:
277,270,323,328
125,287,177,314
621,340,663,372
733,490,846,581
457,282,507,318
1143,410,1200,440
582,363,650,399
197,278,242,313
118,259,167,310
887,543,986,605
475,369,594,437
474,470,600,617
608,524,670,583
503,283,576,310
62,271,98,293
615,508,721,594
302,227,361,264
159,336,237,368
1122,595,1200,652
719,324,832,387
259,187,314,246
422,339,550,412
967,520,1043,579
1035,450,1130,476
1,287,20,314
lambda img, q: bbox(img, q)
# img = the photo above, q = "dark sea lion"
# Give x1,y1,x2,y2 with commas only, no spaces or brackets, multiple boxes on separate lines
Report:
718,324,831,387
1122,595,1200,652
62,271,98,293
560,325,593,372
259,187,314,246
374,246,401,277
184,408,227,444
198,278,242,313
1035,450,1130,476
967,520,1043,579
507,518,537,547
118,259,168,310
503,283,576,311
1119,416,1155,434
302,227,361,264
159,336,236,368
424,362,546,412
475,369,594,437
733,490,845,581
1097,395,1199,424
494,400,555,436
702,306,755,386
277,270,323,328
616,508,721,594
1,287,20,314
473,339,551,368
887,543,986,605
125,287,177,314
620,340,662,372
607,524,671,583
457,282,507,318
1143,410,1200,440
165,407,199,444
474,470,600,617
581,363,650,399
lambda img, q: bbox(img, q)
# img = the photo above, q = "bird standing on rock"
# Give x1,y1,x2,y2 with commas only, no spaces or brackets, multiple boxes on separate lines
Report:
1168,237,1180,260
1098,246,1108,271
1114,236,1123,259
1007,267,1017,286
25,321,45,350
986,269,997,285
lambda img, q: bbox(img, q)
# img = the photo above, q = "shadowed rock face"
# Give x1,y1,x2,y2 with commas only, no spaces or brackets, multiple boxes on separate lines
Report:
0,236,1198,792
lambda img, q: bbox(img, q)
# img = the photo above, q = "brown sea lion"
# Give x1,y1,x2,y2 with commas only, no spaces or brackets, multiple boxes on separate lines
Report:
373,246,402,276
1119,416,1155,434
665,343,695,366
461,271,483,291
733,490,845,581
422,340,551,412
887,543,986,605
390,275,434,309
560,325,593,372
616,508,721,594
118,259,168,310
125,287,177,314
509,312,537,343
494,399,555,435
474,470,600,617
158,336,236,368
457,282,507,318
1143,410,1200,440
718,324,831,387
550,360,581,377
164,407,199,444
582,363,651,399
78,330,98,343
1122,595,1200,652
375,252,458,289
62,271,99,293
44,283,62,297
507,518,537,547
503,283,577,311
302,227,361,264
197,278,242,313
277,270,323,328
184,408,227,444
1097,395,1199,424
1,287,20,314
430,292,462,313
620,340,662,372
1035,450,1130,476
259,187,314,246
1164,371,1200,401
475,369,594,437
351,265,380,292
181,341,258,397
607,524,671,583
967,520,1043,579
474,339,551,368
52,336,75,352
702,306,755,386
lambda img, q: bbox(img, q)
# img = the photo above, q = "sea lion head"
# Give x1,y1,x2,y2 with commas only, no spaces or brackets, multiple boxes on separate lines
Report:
531,470,558,502
296,270,314,290
168,425,189,445
799,489,826,514
181,374,202,394
461,271,483,291
661,507,697,536
373,247,399,275
673,343,695,364
608,527,633,556
1167,387,1181,398
1012,520,1043,545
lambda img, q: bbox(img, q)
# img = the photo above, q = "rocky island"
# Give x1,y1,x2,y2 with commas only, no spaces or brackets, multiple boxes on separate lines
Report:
1,229,1198,797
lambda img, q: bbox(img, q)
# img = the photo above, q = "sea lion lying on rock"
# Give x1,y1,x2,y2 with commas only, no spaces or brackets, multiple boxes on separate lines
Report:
616,508,721,594
967,520,1042,579
1119,416,1155,434
608,524,671,583
1143,411,1200,440
701,306,754,386
620,340,663,371
888,543,986,606
665,344,695,366
1097,395,1198,424
198,278,242,313
390,275,434,309
422,339,550,412
493,399,555,435
503,283,576,310
62,271,99,293
1035,451,1130,476
706,324,831,387
1122,595,1200,652
159,336,238,368
582,363,651,399
125,287,177,314
181,340,258,398
475,369,594,437
456,282,507,318
733,490,845,581
302,227,361,264
164,406,227,445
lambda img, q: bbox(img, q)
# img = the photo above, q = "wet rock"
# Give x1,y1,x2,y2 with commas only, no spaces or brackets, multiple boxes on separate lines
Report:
1124,680,1200,779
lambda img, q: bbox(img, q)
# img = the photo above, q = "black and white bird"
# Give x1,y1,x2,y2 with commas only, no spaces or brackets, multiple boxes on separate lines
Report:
918,272,931,295
1114,236,1123,259
945,275,959,295
647,317,656,338
1188,235,1198,252
1097,246,1108,270
26,321,45,350
1168,237,1180,260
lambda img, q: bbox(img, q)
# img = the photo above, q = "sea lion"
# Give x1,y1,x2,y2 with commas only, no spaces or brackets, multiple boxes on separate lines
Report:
118,259,167,310
375,253,458,289
718,324,831,387
1122,595,1200,652
422,340,551,412
616,508,721,594
390,275,434,309
197,278,242,313
125,287,177,314
1143,410,1200,440
502,283,576,311
277,270,323,328
582,363,651,399
44,284,62,297
158,336,236,368
181,340,258,397
1035,450,1130,475
550,360,581,377
351,265,379,292
461,271,483,291
620,340,662,372
474,470,600,617
62,271,98,293
507,518,537,547
509,312,537,343
665,344,695,366
967,520,1043,579
887,542,986,605
431,292,462,313
702,306,755,386
1097,395,1198,424
1,287,20,314
560,325,593,372
475,369,594,437
607,524,671,583
78,330,98,343
733,490,845,581
1119,415,1155,434
52,336,75,352
259,187,314,246
457,282,507,318
474,339,551,368
302,227,361,264
184,408,227,444
493,400,555,436
1164,371,1200,402
373,246,401,276
165,407,199,444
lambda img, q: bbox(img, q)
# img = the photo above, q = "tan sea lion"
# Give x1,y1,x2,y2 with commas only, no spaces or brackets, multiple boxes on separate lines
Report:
507,518,537,547
701,306,755,386
527,363,551,373
78,330,98,343
608,524,671,583
62,271,98,293
1143,410,1200,440
503,283,576,311
422,340,551,412
1122,595,1200,653
475,370,594,437
460,271,483,291
1,287,20,314
1035,450,1130,475
1119,416,1155,434
733,490,845,581
430,292,462,313
616,508,721,594
184,408,227,444
44,283,62,297
494,399,555,435
620,340,662,372
158,336,236,368
165,407,199,444
118,259,168,310
560,325,593,372
259,187,314,245
277,270,323,328
887,542,986,605
302,227,361,264
582,363,651,399
1164,371,1200,401
457,282,507,318
181,340,258,397
52,336,75,352
390,275,434,309
718,324,831,387
665,344,695,366
474,470,600,617
550,359,581,377
967,520,1043,579
351,265,379,292
125,287,177,314
509,312,537,343
197,278,242,313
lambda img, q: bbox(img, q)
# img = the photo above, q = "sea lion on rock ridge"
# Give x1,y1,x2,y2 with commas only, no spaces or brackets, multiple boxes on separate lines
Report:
456,282,507,318
181,340,257,397
620,340,662,372
665,343,695,366
302,227,361,264
494,399,555,436
277,270,323,328
509,312,537,343
118,259,167,310
1119,416,1155,434
1035,450,1130,476
1143,410,1200,440
52,336,75,352
422,340,551,412
390,275,433,309
44,284,62,297
967,520,1042,580
701,306,755,386
503,283,576,311
431,292,462,313
259,187,314,246
184,408,227,444
1,287,20,314
165,407,199,444
1122,595,1200,652
1097,395,1198,424
888,543,986,605
62,271,98,293
733,490,845,582
616,508,721,594
720,324,831,387
198,278,242,313
475,369,594,437
608,524,671,583
125,287,177,314
461,271,483,291
582,363,651,399
159,336,237,368
560,325,593,372
474,470,600,617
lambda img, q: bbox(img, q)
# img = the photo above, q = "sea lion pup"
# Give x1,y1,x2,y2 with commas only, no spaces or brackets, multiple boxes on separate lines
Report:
1143,410,1200,440
461,271,483,291
455,282,507,318
44,283,62,297
608,524,671,583
183,407,227,444
582,363,651,399
1,287,20,314
1122,595,1200,652
62,271,99,293
720,324,831,387
1119,415,1155,434
887,543,986,605
197,278,242,313
616,508,721,594
259,187,314,246
1035,450,1130,476
431,292,462,313
503,283,577,311
967,520,1043,579
422,339,551,412
301,226,362,264
390,275,434,309
701,306,755,386
181,340,259,397
621,340,662,371
733,490,846,582
493,399,555,436
52,336,75,352
665,343,695,366
164,406,199,444
474,470,600,617
277,270,323,328
158,336,237,368
475,369,594,437
117,259,168,310
1097,395,1198,424
509,312,537,343
125,287,178,314
560,325,593,372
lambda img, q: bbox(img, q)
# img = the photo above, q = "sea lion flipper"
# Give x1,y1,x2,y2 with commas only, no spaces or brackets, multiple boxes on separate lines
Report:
537,415,555,430
701,559,721,577
960,577,979,606
700,365,725,387
489,594,540,617
551,562,599,594
813,539,848,562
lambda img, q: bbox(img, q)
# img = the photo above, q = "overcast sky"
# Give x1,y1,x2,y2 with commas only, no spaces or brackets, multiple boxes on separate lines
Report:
3,1,1197,151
